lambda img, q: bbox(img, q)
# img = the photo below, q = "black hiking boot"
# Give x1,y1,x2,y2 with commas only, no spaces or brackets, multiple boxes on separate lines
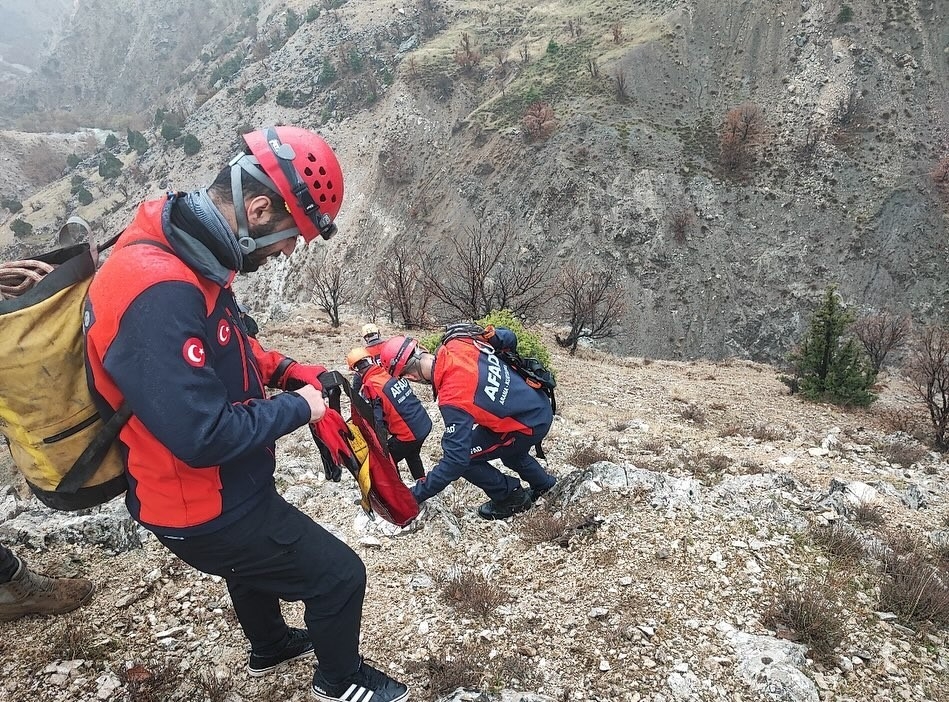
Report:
247,627,314,677
477,486,532,520
312,658,409,702
529,478,557,503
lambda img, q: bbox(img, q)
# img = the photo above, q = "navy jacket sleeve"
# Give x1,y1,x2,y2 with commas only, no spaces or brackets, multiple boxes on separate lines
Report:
103,281,311,467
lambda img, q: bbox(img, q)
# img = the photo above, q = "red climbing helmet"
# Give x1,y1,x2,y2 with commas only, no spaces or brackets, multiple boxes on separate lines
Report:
378,336,421,377
239,126,344,243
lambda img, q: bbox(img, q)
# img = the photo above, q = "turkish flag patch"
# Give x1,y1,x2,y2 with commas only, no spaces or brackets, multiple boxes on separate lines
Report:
217,319,231,346
183,338,206,368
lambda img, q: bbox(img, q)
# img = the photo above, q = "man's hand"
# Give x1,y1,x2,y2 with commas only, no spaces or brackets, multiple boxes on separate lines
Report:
280,362,328,391
294,384,327,423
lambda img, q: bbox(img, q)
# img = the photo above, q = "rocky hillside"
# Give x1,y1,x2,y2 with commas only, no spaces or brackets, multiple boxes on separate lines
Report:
1,312,948,702
0,0,947,364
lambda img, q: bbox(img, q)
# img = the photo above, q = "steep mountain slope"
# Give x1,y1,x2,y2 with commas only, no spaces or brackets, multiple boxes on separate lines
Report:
1,0,947,363
1,312,948,701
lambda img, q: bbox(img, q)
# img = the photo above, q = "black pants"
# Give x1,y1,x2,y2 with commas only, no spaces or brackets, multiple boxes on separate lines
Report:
388,437,426,481
157,489,365,683
0,543,18,583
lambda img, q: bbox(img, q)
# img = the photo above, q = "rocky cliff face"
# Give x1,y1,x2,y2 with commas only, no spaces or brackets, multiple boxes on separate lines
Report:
1,0,947,363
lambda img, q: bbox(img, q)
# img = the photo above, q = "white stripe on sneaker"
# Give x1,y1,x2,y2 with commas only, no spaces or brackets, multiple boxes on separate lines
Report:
341,685,373,702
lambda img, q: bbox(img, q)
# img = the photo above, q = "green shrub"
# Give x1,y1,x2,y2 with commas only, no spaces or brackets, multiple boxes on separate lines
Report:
70,175,84,194
786,286,876,406
318,57,337,85
127,129,149,155
161,124,182,141
245,84,267,106
76,187,93,205
11,218,33,238
66,153,81,169
305,6,320,22
104,133,118,149
837,5,854,23
419,309,553,371
286,8,300,33
98,152,123,179
1,197,22,213
182,133,202,156
276,89,295,107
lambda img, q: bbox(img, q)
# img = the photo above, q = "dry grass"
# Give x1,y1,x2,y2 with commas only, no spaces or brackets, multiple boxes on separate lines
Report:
414,650,482,701
437,569,511,619
876,439,929,468
49,614,115,660
517,508,602,547
191,668,232,702
878,553,949,628
750,422,790,441
566,442,611,469
640,436,665,454
762,580,845,660
849,501,885,527
810,522,866,562
678,402,707,424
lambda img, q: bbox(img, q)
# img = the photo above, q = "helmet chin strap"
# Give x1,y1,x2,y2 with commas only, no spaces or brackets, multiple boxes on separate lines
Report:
229,153,301,254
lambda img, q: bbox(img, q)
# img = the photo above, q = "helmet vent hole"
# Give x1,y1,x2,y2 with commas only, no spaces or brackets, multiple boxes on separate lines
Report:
304,167,313,176
313,180,322,189
319,166,327,176
320,194,327,202
331,195,337,202
326,180,333,190
307,154,316,162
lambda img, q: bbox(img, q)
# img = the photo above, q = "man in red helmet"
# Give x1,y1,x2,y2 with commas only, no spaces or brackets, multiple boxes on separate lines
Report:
347,348,431,481
378,331,556,520
83,127,408,702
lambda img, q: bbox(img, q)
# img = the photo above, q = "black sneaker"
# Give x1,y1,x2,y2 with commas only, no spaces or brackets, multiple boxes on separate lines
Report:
247,627,314,677
477,486,532,520
312,659,409,702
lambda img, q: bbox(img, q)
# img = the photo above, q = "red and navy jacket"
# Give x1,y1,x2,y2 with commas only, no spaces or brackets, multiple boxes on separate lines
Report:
352,364,431,444
83,195,311,536
416,329,551,500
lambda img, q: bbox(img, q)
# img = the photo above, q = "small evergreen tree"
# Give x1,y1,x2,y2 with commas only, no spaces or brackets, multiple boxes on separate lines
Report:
11,218,33,238
127,129,149,154
161,124,182,141
76,187,93,205
1,197,22,213
786,286,877,406
104,133,118,149
98,152,123,179
66,153,81,169
182,133,202,156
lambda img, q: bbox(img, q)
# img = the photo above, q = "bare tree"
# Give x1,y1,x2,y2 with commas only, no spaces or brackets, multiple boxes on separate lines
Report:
372,239,431,329
554,262,627,355
421,222,550,322
304,252,352,327
852,311,911,374
906,326,949,450
522,102,557,142
719,103,765,174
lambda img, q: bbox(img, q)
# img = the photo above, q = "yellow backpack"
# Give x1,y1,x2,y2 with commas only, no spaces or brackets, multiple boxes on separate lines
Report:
0,222,129,511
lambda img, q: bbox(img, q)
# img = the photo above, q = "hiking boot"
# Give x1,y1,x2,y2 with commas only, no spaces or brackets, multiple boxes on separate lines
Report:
529,478,557,503
0,558,93,622
477,486,532,520
312,658,409,702
247,627,314,677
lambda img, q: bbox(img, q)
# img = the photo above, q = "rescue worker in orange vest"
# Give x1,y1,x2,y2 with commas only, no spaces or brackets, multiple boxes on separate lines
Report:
347,348,431,481
82,126,407,702
378,332,556,520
